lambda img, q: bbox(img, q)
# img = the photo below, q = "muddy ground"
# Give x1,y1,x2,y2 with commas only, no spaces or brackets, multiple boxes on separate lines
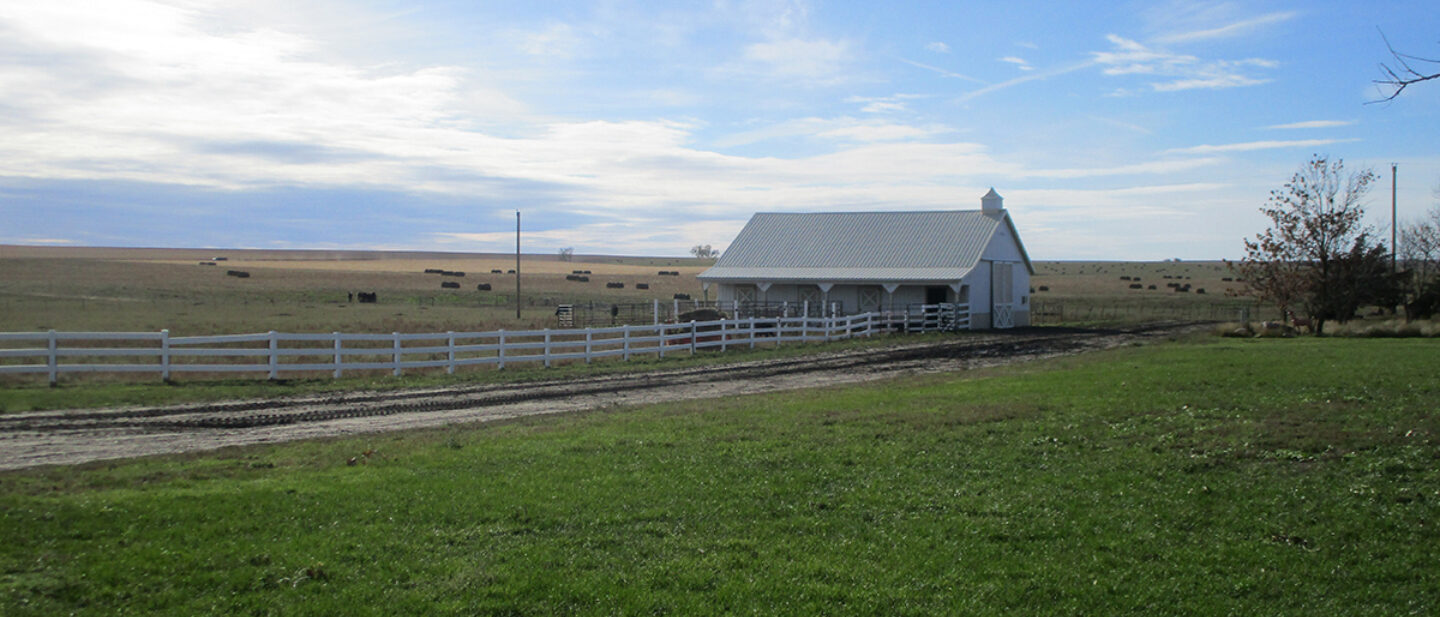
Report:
0,324,1205,470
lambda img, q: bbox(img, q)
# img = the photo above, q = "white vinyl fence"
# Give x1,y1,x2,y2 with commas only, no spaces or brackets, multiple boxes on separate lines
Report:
0,304,968,385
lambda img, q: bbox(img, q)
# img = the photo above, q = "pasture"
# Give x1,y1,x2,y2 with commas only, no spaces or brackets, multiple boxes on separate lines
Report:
0,246,1261,336
1,337,1435,614
0,246,709,335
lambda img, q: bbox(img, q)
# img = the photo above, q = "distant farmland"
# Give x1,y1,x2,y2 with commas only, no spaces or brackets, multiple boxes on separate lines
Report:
0,246,1262,335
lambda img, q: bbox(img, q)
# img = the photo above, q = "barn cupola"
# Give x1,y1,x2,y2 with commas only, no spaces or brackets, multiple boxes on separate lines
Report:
981,187,1004,212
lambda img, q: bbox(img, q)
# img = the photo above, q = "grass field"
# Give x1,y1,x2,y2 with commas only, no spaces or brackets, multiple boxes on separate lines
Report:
0,246,711,335
2,337,1436,615
1,246,1263,336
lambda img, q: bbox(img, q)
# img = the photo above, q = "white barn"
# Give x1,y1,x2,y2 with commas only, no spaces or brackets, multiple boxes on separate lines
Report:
697,189,1034,329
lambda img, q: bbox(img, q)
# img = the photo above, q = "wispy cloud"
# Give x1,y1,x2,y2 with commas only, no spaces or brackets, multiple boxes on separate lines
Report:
1093,34,1275,91
999,56,1034,71
1153,10,1297,44
955,60,1095,103
846,94,925,114
1266,120,1355,130
898,58,986,84
1163,138,1359,155
925,41,950,53
736,37,854,84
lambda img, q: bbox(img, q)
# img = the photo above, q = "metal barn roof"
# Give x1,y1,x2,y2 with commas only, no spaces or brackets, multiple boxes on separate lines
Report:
698,210,1032,283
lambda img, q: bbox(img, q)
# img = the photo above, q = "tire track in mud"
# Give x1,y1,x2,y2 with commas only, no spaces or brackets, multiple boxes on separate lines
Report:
0,324,1202,470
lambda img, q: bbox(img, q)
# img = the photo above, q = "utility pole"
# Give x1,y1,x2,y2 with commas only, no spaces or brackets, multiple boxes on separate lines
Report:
1391,164,1398,273
515,210,522,320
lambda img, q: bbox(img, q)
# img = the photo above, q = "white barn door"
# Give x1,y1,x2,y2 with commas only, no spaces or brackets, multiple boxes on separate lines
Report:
991,262,1016,329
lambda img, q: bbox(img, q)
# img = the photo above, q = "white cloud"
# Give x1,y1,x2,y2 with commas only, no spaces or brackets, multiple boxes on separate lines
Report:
517,23,585,58
1163,138,1359,155
1266,120,1355,130
736,37,854,84
1092,34,1275,92
999,56,1033,71
925,41,950,53
846,93,925,114
1153,10,1297,44
898,58,986,84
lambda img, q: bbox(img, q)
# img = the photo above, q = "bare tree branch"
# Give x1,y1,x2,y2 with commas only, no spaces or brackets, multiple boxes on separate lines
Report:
1370,30,1440,103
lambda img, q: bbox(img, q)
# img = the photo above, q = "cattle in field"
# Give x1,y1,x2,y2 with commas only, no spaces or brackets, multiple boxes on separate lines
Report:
477,283,491,291
606,282,624,289
358,292,377,303
441,281,460,289
492,269,503,274
636,283,649,290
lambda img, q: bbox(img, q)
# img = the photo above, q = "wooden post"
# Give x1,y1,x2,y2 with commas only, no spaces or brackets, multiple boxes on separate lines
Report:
333,332,342,379
585,329,593,364
749,317,757,349
268,331,278,380
622,325,631,361
446,331,455,375
690,320,697,355
498,329,506,370
47,329,58,387
392,332,402,377
160,329,171,382
543,329,551,368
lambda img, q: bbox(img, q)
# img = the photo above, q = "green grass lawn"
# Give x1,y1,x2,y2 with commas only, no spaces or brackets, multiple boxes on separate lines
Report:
2,338,1437,615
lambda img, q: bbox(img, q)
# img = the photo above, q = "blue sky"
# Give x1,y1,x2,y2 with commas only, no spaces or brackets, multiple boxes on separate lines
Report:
2,0,1437,259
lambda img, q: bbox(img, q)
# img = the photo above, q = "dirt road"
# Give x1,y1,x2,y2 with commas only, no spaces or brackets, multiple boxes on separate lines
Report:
0,324,1203,470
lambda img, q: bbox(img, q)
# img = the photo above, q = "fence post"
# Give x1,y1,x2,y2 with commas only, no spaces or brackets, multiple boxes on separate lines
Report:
333,332,343,379
392,332,402,377
690,320,697,355
498,329,506,370
653,299,659,325
658,324,666,359
623,325,631,361
47,329,58,387
446,331,456,375
543,329,551,368
720,319,728,352
749,317,757,349
268,330,278,380
585,329,593,364
160,329,171,382
673,298,679,320
866,312,873,337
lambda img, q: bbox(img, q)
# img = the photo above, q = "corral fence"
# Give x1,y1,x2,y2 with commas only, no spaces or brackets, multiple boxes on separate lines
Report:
1,304,969,385
561,299,848,328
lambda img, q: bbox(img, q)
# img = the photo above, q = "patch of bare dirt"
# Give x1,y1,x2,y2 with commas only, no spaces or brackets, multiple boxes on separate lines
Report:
0,324,1205,470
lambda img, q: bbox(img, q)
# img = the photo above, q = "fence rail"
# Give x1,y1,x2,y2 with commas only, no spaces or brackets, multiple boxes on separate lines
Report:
0,304,969,385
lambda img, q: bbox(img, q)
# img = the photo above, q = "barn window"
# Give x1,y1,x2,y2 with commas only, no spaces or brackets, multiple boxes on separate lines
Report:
797,286,821,307
736,285,757,304
858,287,881,312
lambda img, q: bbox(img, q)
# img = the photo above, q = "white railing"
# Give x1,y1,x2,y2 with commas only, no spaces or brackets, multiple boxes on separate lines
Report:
0,304,968,384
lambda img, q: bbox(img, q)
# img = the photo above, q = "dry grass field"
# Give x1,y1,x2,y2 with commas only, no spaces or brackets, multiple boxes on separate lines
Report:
0,246,710,335
0,246,1265,335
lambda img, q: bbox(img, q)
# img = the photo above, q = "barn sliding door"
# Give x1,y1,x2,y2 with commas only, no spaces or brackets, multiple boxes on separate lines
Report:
991,262,1015,329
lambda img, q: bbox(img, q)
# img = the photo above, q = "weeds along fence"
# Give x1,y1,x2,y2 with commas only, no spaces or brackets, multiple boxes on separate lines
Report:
0,305,968,385
1030,298,1269,325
